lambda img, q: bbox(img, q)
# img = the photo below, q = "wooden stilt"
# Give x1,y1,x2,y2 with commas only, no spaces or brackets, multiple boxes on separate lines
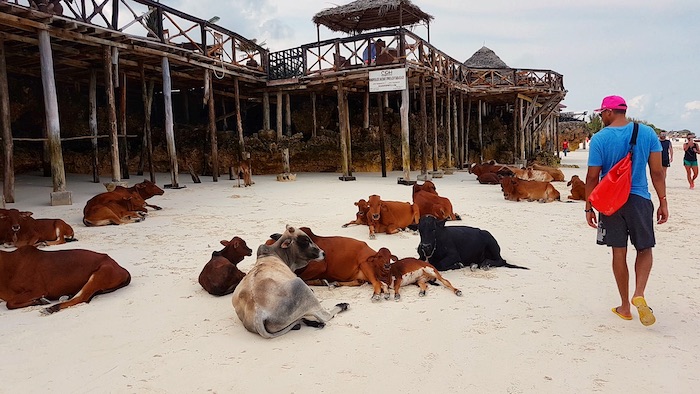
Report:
431,79,438,171
445,85,452,168
0,38,14,203
276,92,283,139
400,75,411,182
363,90,370,129
89,69,99,183
208,70,218,181
103,45,120,182
38,30,70,204
419,75,427,176
337,82,353,180
311,92,317,138
220,96,227,130
234,76,244,150
478,99,484,163
459,92,464,169
377,94,386,177
162,56,179,188
140,63,155,183
453,94,458,168
465,96,472,164
263,91,270,130
119,72,129,179
285,93,291,136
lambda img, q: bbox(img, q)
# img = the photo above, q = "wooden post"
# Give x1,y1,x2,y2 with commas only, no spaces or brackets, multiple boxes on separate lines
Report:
311,92,317,138
162,56,179,187
459,92,464,169
104,46,120,181
285,93,291,136
38,30,69,203
220,97,227,130
207,70,218,181
183,89,190,124
377,95,386,177
276,92,283,139
419,75,427,175
140,64,155,183
478,99,484,163
89,70,99,183
263,91,270,130
452,94,459,168
119,72,129,179
400,73,411,181
234,76,244,149
0,38,14,203
445,85,452,168
337,82,350,178
431,78,438,171
363,90,370,129
520,98,526,162
465,97,472,165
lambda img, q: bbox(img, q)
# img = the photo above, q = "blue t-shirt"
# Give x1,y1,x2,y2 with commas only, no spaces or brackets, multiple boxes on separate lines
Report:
588,122,661,200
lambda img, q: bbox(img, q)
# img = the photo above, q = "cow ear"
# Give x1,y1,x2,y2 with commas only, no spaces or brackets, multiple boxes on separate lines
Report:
20,211,32,218
232,239,241,248
269,233,282,241
281,238,293,249
391,255,398,262
220,240,229,246
438,219,447,228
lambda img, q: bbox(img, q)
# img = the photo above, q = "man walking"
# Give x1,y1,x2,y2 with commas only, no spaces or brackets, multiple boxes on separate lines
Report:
585,95,668,326
659,131,673,179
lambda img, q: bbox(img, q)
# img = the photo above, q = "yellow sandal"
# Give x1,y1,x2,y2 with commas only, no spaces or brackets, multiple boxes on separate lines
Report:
632,296,656,326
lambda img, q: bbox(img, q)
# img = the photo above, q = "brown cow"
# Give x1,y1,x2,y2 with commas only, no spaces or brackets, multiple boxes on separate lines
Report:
83,180,163,226
510,167,555,182
500,176,560,202
477,172,502,185
366,194,420,239
412,190,459,220
469,162,513,177
0,245,131,314
0,209,75,247
412,180,438,195
341,199,369,227
291,227,392,301
531,163,566,182
370,249,462,300
567,175,586,200
198,236,253,296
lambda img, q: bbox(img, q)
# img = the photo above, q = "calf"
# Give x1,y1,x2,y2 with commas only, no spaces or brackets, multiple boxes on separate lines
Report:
0,246,131,314
412,180,438,195
567,175,586,201
500,176,560,203
531,163,566,182
412,183,460,221
341,199,369,227
0,209,75,247
232,226,349,338
198,236,252,296
236,162,253,187
366,194,420,239
371,249,462,300
417,215,528,271
510,167,555,182
83,180,163,226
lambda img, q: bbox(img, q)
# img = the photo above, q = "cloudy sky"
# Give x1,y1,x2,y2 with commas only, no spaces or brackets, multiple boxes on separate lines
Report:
167,0,699,131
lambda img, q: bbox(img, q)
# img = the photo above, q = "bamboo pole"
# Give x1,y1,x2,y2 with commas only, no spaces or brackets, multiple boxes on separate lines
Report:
103,45,120,181
162,56,179,187
89,69,99,183
0,38,13,202
38,30,67,193
208,70,219,181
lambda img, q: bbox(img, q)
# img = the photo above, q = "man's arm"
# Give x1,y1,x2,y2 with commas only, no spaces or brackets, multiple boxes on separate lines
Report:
648,151,669,224
584,166,602,228
669,141,673,162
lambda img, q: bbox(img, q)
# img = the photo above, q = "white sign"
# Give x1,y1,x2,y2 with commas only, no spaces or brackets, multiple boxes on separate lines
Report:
369,68,407,93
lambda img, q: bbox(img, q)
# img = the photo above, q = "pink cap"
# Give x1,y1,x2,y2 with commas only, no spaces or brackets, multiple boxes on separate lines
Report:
595,95,627,112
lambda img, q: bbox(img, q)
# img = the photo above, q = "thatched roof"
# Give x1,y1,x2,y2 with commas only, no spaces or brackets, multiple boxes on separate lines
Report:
464,46,509,69
313,0,433,34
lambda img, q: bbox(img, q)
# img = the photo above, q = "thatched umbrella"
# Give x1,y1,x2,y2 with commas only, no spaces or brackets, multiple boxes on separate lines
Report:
313,0,434,36
464,46,509,69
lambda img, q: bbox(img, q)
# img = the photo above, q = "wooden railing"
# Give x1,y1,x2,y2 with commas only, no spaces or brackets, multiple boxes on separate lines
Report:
3,0,268,73
269,28,564,93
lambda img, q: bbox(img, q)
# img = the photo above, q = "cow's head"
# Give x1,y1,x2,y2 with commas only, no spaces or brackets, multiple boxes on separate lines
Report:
366,247,396,283
367,195,383,222
499,176,517,197
417,215,445,259
135,180,165,198
258,226,324,272
0,209,33,233
567,175,581,186
354,199,369,223
219,236,253,264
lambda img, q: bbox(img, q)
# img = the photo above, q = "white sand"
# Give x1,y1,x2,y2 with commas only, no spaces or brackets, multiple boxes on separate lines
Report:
1,145,698,393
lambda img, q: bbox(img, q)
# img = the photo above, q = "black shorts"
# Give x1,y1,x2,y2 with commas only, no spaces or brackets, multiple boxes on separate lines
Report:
596,194,655,249
662,158,670,167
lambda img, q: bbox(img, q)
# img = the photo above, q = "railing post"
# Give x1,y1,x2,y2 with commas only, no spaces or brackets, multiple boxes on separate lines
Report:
81,0,86,21
156,7,164,42
200,23,207,57
111,0,119,30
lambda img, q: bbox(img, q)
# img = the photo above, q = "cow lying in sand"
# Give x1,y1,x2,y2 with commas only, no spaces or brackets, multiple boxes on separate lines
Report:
83,180,164,226
0,209,76,247
342,199,369,227
366,194,420,239
198,236,252,296
0,246,131,314
567,175,586,201
499,176,560,203
232,226,349,338
417,215,529,271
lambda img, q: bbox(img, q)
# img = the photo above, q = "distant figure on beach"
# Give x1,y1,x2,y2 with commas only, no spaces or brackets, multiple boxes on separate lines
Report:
585,95,667,327
659,131,673,179
562,139,569,157
683,134,698,189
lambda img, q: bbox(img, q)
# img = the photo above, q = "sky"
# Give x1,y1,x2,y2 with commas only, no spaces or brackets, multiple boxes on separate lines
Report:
167,0,700,132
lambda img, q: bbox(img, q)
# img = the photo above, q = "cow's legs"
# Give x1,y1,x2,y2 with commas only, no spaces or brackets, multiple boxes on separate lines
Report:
359,262,384,301
393,277,403,301
5,292,51,309
433,271,462,296
417,279,429,296
42,263,130,314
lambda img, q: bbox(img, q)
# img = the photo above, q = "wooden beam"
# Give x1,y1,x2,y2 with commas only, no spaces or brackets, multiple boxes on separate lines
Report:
235,76,244,150
276,91,283,139
89,69,99,183
162,56,179,187
119,72,129,179
140,63,155,183
208,70,218,181
262,91,270,130
284,93,291,136
400,74,411,181
311,92,317,138
103,45,120,181
445,84,452,168
0,38,14,203
419,75,427,175
337,82,350,178
431,79,438,171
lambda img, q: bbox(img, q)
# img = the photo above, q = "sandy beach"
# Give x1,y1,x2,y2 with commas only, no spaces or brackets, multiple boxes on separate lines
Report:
1,145,698,393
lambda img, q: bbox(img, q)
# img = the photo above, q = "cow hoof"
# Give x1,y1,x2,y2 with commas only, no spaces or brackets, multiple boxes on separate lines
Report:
291,323,301,330
302,318,325,328
394,295,401,301
153,206,163,211
41,304,60,314
383,293,390,300
455,290,463,296
469,263,478,272
58,295,70,302
371,294,381,302
38,297,51,305
335,302,349,311
369,234,376,240
341,224,348,228
419,291,426,297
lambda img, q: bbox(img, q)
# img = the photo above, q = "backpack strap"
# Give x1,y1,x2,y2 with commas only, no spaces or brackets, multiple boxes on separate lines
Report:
628,123,639,154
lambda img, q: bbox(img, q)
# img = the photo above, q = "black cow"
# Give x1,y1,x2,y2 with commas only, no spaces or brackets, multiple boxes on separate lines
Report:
417,215,528,271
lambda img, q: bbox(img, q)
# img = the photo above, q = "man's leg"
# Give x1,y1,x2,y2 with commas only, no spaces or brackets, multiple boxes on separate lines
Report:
633,248,653,298
612,247,631,316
